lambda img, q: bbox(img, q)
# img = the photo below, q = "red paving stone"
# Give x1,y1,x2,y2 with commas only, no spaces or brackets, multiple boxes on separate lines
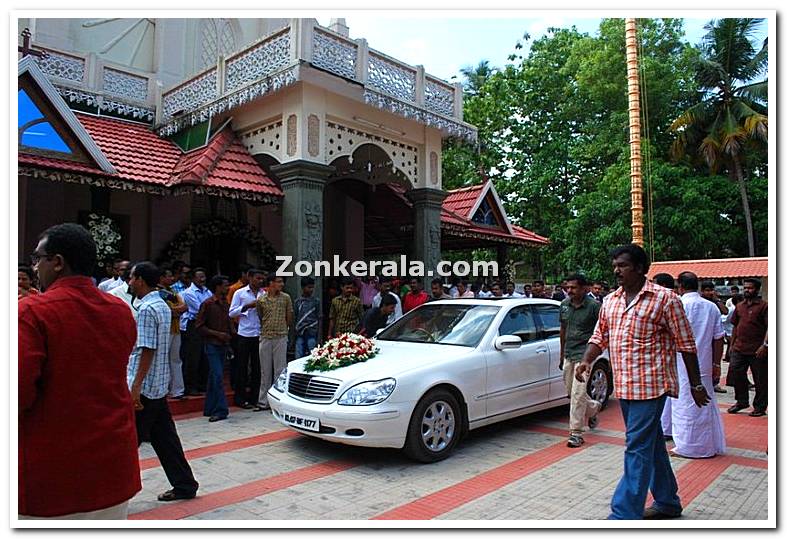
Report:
372,439,575,520
132,398,767,520
139,430,299,471
129,460,358,520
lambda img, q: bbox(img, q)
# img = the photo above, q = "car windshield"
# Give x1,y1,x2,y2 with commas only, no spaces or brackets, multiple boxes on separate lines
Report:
377,304,500,347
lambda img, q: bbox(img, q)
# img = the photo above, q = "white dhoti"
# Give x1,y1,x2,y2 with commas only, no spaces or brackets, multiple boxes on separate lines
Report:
671,292,727,458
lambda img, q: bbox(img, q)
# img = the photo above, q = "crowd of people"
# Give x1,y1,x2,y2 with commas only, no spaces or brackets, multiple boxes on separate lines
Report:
18,223,768,520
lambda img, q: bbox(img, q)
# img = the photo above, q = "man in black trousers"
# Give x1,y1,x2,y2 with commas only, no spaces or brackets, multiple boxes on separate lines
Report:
127,261,199,502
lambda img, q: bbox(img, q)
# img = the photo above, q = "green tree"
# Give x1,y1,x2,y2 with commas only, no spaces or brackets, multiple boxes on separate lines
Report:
669,18,768,256
459,60,496,97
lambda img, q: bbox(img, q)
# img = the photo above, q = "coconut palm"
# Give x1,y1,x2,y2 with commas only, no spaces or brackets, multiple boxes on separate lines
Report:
669,18,767,256
459,60,495,97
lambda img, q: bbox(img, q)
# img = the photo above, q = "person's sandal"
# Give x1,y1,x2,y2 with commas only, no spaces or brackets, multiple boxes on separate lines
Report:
566,434,585,448
157,489,196,502
588,414,599,429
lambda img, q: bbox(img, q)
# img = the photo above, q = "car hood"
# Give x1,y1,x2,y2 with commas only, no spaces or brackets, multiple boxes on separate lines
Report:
288,340,475,382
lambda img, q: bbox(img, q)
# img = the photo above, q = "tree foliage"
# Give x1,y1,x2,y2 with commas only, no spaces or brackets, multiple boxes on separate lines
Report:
443,18,768,282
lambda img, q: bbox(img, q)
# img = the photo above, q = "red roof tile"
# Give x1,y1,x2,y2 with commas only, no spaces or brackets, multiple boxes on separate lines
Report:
648,258,768,279
77,113,181,186
443,183,485,218
18,153,106,176
20,113,283,198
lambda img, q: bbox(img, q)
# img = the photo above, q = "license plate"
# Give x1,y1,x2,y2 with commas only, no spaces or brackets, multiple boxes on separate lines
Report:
282,411,320,432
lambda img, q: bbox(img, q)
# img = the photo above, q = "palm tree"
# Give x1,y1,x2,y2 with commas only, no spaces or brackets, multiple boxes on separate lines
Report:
670,18,767,256
459,60,495,97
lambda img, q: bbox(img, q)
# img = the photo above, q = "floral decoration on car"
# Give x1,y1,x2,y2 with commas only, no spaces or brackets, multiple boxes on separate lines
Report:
304,333,380,372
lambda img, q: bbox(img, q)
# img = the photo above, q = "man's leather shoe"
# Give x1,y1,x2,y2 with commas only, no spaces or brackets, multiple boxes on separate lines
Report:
643,506,682,519
727,404,749,414
749,409,766,417
157,489,196,502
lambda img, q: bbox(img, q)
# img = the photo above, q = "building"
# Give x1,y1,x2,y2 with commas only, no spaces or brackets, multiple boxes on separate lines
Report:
648,257,768,300
18,17,546,299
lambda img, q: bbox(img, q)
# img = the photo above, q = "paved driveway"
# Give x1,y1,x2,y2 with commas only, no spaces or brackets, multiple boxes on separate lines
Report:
129,369,769,522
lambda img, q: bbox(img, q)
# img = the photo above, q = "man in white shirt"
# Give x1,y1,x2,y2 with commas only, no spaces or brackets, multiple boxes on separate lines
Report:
108,264,137,320
98,259,129,293
667,272,726,458
228,269,266,408
505,281,523,298
371,277,403,325
725,285,741,311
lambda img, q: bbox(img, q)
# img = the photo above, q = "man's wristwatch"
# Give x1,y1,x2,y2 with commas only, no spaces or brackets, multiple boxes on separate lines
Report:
692,384,707,392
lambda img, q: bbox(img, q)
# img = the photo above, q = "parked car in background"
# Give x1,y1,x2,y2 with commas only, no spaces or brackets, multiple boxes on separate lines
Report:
268,299,613,462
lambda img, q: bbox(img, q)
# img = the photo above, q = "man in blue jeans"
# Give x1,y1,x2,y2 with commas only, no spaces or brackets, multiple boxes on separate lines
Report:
294,277,320,357
576,244,709,520
195,275,234,422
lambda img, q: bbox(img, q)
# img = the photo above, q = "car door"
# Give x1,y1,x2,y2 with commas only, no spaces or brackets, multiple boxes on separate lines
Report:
484,305,551,418
531,303,569,401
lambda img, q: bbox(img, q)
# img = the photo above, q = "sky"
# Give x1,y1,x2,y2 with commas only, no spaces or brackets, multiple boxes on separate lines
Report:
315,16,769,83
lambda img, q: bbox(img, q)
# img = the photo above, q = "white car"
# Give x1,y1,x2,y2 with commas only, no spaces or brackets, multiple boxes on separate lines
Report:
268,298,613,463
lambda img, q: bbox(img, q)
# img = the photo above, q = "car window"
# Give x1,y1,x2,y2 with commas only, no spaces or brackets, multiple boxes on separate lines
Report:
533,304,561,338
377,304,500,347
498,306,538,342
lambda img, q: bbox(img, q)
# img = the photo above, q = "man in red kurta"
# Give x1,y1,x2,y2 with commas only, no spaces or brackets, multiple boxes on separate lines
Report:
19,223,141,519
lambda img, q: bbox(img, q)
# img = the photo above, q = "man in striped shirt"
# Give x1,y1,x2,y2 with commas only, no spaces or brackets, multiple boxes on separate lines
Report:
576,244,708,520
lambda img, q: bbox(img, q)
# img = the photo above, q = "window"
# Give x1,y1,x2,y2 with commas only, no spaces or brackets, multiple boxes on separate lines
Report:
472,199,499,226
377,304,500,348
498,306,538,342
18,89,72,154
533,305,561,338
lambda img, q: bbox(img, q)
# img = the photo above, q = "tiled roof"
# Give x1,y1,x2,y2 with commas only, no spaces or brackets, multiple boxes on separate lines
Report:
443,183,485,217
381,182,548,246
78,113,181,186
18,153,106,176
648,257,768,279
20,113,283,198
176,128,283,196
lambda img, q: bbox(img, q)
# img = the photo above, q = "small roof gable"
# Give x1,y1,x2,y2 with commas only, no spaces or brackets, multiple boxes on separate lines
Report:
443,180,514,235
18,56,115,174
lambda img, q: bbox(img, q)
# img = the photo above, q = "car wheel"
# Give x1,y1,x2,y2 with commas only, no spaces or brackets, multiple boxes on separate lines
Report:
403,389,462,463
587,360,612,409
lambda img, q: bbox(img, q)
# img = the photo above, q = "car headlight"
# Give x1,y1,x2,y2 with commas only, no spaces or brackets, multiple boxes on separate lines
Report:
273,368,288,393
337,378,396,406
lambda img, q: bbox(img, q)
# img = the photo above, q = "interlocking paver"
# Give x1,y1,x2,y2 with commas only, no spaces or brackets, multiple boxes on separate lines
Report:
129,361,768,522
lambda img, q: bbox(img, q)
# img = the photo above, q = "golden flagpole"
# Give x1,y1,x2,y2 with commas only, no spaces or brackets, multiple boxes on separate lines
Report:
625,18,644,247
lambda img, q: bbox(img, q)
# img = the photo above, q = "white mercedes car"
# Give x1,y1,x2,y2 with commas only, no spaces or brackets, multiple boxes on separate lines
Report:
268,298,612,462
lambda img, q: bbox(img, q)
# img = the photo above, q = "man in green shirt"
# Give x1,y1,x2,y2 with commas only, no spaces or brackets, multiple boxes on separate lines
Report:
255,274,293,411
328,278,364,337
559,273,602,448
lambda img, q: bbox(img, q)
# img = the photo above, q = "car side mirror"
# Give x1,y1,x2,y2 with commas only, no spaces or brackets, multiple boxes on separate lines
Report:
495,335,522,350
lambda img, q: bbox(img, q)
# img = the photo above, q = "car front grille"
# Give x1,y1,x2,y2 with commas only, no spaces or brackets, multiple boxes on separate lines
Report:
287,373,340,402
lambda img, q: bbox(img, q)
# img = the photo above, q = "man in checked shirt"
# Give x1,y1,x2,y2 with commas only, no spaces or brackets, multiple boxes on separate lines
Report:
576,244,709,520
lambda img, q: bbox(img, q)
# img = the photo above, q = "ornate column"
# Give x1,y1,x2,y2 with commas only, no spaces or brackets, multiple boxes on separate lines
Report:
406,188,446,278
271,160,334,306
496,244,510,284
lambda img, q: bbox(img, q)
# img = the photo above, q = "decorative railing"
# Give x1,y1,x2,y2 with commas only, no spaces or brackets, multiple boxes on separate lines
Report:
425,76,455,118
311,26,357,80
161,68,218,119
28,19,472,140
34,49,86,84
224,27,291,94
103,67,149,102
367,50,417,103
32,45,155,122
